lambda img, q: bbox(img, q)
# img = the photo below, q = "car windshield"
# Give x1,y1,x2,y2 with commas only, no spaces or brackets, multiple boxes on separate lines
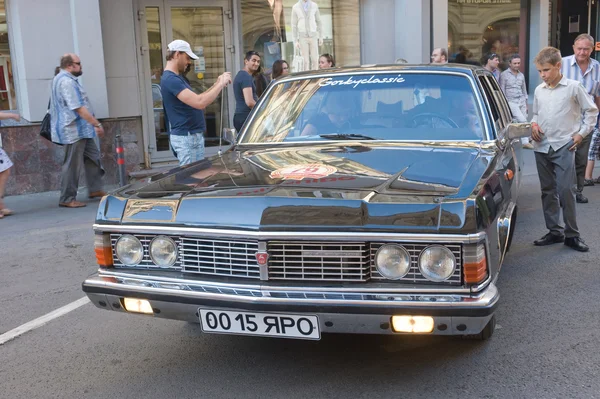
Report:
240,72,485,144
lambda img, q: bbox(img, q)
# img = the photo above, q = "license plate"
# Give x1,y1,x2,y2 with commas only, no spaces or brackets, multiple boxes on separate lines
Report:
199,309,320,340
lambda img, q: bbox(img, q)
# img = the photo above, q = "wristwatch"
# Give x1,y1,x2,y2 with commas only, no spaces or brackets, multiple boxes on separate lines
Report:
94,123,102,128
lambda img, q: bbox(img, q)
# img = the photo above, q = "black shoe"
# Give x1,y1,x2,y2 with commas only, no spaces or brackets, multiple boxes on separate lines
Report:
534,233,565,246
564,237,589,252
584,179,595,187
576,193,589,203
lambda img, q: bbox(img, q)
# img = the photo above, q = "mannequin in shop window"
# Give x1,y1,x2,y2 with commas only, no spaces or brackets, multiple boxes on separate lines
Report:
291,0,323,71
268,0,284,41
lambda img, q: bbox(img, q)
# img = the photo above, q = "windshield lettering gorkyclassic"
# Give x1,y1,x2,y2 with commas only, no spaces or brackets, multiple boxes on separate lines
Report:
82,65,530,341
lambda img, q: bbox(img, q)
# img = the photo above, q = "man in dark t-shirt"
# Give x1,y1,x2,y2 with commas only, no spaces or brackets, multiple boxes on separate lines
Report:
233,51,261,132
161,40,231,166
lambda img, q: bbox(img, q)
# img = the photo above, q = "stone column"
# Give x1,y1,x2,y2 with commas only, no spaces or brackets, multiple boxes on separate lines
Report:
7,0,108,122
394,0,431,64
529,0,551,94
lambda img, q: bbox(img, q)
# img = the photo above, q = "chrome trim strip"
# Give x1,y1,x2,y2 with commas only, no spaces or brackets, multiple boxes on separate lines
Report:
97,270,473,294
85,273,498,308
94,224,486,244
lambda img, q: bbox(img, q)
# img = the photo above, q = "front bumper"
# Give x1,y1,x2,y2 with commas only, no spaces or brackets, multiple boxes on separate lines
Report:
82,272,499,336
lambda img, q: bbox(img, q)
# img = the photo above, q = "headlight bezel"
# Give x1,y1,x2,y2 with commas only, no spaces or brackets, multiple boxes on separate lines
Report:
374,244,412,280
149,235,178,267
115,234,144,266
418,244,457,282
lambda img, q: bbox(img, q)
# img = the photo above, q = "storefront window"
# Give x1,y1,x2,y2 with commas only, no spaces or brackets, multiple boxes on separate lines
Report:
240,0,360,77
0,0,16,112
448,0,529,72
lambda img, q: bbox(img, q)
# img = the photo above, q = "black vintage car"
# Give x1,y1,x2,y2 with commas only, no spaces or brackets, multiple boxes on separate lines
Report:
83,65,530,340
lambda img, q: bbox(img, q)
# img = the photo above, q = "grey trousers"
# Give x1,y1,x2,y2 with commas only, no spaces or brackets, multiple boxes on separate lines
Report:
575,134,592,194
534,144,579,238
60,138,104,203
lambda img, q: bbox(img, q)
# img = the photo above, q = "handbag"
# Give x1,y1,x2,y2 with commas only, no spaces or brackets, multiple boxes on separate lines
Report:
292,46,304,73
39,99,62,145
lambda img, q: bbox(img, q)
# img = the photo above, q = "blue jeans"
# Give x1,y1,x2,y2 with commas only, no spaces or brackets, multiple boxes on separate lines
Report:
169,132,205,166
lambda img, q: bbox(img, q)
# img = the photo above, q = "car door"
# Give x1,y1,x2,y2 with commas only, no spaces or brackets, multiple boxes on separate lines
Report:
477,73,518,269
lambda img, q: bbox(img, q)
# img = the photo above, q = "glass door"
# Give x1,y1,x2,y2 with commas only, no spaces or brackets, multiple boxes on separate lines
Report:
138,0,233,163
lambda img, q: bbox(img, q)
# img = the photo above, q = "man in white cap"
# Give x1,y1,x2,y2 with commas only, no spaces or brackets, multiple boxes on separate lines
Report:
161,39,232,165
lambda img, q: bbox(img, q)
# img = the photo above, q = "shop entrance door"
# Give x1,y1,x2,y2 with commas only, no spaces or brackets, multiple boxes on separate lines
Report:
138,0,233,163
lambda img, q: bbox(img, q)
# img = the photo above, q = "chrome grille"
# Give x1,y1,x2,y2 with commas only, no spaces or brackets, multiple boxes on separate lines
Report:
110,234,182,270
370,243,462,285
180,237,260,279
268,242,370,282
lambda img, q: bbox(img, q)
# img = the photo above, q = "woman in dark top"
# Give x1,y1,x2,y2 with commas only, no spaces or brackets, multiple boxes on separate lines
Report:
253,63,269,98
233,51,261,132
271,60,289,80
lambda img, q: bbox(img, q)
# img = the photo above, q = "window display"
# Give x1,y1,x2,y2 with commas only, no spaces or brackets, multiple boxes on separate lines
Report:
0,0,16,112
241,0,359,75
448,0,528,73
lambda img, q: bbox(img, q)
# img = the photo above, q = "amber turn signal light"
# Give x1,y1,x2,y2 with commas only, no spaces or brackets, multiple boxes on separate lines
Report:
463,243,488,284
94,234,113,267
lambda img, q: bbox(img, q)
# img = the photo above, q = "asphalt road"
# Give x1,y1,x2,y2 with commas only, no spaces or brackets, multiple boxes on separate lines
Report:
1,151,599,399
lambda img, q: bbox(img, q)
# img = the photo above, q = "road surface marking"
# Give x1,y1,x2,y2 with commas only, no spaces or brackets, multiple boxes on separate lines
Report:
0,297,90,345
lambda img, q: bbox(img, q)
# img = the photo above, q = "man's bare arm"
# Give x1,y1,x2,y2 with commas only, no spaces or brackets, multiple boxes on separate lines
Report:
177,72,231,110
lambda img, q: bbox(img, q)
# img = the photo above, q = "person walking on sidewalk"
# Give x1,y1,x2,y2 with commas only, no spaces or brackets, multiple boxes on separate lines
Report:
51,53,105,209
531,46,597,252
500,54,532,149
161,40,231,166
0,112,22,218
561,33,600,203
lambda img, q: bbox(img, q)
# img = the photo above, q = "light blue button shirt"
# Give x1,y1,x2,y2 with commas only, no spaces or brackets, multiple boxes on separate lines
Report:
561,55,600,98
50,70,96,145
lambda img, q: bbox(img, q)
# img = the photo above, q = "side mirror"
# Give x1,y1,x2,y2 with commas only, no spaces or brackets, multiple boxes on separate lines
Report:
222,128,237,146
506,122,532,140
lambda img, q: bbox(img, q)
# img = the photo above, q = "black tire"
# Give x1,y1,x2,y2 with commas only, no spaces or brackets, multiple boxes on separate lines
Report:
462,315,496,341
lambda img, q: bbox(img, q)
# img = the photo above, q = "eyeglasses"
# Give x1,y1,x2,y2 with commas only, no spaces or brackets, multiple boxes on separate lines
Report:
73,62,81,66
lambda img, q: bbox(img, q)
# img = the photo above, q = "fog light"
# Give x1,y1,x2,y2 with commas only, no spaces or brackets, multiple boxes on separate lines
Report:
123,298,153,314
391,316,434,333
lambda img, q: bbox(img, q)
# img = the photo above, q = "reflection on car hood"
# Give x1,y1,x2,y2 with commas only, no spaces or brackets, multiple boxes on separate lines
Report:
117,143,486,198
102,142,493,232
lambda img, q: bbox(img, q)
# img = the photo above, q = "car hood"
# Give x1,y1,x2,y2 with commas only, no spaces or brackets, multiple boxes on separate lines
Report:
101,143,493,232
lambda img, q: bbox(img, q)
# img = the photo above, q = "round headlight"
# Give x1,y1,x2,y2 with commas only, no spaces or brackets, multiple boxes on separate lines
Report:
115,235,144,266
418,245,456,282
149,236,178,267
375,244,411,279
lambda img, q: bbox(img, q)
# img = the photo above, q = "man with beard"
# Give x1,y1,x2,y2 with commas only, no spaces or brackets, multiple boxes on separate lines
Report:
50,53,105,208
161,40,231,166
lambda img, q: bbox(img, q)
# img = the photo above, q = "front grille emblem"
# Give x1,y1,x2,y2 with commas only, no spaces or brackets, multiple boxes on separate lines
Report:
255,252,269,266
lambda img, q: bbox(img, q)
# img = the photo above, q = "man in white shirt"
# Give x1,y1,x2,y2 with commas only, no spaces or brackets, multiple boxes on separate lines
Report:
499,54,531,148
531,47,597,252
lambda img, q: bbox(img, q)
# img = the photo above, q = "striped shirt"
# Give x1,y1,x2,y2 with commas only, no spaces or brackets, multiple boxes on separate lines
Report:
50,70,96,145
561,55,600,98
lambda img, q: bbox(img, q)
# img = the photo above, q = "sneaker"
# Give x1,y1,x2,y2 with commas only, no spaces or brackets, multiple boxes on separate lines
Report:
584,179,595,187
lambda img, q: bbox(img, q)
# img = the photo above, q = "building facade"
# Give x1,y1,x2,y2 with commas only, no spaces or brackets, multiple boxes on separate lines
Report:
0,0,560,195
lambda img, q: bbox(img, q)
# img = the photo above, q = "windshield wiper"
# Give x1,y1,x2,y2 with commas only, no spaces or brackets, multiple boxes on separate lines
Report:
319,133,377,140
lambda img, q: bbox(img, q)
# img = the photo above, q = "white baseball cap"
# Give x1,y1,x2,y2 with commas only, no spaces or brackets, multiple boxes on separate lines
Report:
167,40,199,60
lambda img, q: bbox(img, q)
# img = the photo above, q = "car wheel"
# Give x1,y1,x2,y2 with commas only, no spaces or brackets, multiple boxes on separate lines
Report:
462,315,495,341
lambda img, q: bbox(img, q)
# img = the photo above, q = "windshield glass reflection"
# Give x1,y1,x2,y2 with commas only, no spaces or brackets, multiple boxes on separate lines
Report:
241,73,485,144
